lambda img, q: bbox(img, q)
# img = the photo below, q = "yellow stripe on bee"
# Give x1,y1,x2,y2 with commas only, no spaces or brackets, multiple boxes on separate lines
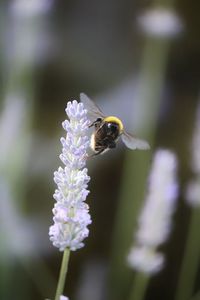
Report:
103,116,124,132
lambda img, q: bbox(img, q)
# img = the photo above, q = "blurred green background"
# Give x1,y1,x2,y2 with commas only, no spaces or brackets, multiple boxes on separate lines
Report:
0,0,200,300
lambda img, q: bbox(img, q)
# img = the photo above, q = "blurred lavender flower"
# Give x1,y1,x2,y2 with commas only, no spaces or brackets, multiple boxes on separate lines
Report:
186,181,200,207
49,100,91,251
137,7,183,38
11,0,52,17
190,102,200,175
185,101,200,207
60,296,69,300
128,149,178,274
128,246,164,274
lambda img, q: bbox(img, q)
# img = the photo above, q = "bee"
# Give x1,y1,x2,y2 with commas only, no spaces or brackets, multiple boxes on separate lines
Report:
80,93,150,156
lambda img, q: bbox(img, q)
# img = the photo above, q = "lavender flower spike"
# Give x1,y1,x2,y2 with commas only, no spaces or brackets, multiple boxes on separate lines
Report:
49,100,91,251
128,149,178,274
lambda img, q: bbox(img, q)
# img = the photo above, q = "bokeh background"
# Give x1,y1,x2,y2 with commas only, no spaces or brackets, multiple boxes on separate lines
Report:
0,0,200,300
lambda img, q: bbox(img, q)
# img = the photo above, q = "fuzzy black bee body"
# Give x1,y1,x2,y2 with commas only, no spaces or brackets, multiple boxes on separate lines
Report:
90,118,120,155
80,93,150,156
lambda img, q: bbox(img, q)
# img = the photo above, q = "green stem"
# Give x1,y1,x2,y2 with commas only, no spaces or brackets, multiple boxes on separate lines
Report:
129,273,149,300
175,208,200,300
55,248,70,300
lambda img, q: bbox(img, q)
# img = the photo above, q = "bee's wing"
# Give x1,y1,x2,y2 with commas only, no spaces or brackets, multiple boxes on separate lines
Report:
121,131,150,150
80,93,105,121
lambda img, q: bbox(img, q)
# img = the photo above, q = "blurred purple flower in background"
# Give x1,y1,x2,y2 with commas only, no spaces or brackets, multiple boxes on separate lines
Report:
11,0,52,17
60,295,69,300
186,101,200,207
190,102,200,175
137,7,183,38
128,149,179,274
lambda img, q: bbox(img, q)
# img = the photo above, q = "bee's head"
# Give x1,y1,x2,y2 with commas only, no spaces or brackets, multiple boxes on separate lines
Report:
103,116,123,133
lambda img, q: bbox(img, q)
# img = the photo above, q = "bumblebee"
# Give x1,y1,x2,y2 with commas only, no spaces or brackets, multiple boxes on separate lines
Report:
80,93,150,156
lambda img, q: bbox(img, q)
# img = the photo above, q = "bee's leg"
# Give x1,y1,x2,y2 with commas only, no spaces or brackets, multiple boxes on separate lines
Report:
89,118,102,128
94,149,106,156
87,148,106,158
108,141,116,149
89,121,96,128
